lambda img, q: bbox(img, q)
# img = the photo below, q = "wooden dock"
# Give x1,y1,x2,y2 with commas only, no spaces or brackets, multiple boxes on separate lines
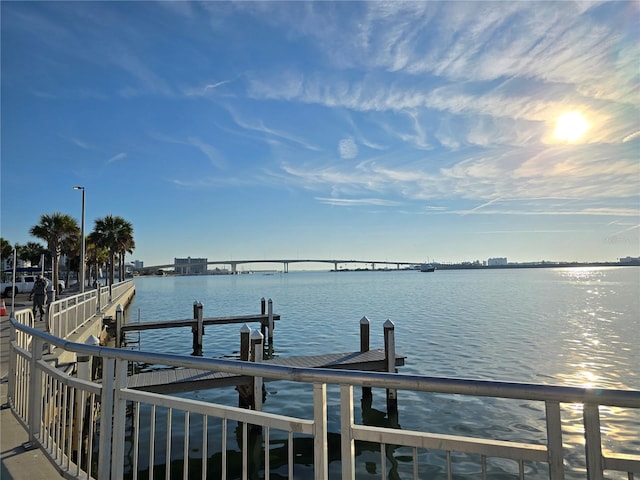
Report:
127,349,405,394
117,300,404,411
116,298,279,353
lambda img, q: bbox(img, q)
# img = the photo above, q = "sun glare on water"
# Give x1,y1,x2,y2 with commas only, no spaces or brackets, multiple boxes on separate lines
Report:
554,111,589,142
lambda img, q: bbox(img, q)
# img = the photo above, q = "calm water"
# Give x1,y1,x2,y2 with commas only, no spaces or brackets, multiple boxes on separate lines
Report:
122,267,639,479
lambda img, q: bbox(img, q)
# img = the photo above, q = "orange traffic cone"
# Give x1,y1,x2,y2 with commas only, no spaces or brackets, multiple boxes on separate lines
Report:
0,299,7,316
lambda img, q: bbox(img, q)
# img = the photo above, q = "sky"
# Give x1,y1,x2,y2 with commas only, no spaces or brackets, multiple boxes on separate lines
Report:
1,1,639,269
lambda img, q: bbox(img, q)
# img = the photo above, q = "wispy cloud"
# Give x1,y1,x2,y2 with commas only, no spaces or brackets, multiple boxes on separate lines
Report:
227,108,321,152
150,133,227,169
622,131,640,143
460,197,503,216
610,224,640,236
315,197,403,207
171,175,251,189
186,137,226,169
182,79,233,97
106,152,127,164
71,138,93,150
450,208,640,217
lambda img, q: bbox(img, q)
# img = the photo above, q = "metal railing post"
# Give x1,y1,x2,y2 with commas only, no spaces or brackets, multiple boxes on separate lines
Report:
111,358,129,479
28,336,44,445
96,282,102,313
313,383,328,480
340,385,356,480
8,319,17,408
545,400,565,480
98,357,116,478
584,404,604,480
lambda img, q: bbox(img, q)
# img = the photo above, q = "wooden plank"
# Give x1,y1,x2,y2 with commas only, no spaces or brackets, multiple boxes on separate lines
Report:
121,314,281,332
127,349,405,394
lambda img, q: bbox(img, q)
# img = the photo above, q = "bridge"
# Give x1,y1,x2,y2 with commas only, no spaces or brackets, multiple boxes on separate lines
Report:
148,258,422,274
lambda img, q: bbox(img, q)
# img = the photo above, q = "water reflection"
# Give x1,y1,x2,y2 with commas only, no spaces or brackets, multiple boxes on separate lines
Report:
120,269,638,478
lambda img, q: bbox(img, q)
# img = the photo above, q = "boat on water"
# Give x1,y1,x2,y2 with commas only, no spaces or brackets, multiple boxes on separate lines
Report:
420,263,436,272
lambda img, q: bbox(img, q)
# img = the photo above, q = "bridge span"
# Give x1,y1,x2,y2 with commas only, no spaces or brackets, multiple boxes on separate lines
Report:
148,259,421,274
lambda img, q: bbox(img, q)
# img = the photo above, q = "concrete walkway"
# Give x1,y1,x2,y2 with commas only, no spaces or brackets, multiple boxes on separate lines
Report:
1,295,64,479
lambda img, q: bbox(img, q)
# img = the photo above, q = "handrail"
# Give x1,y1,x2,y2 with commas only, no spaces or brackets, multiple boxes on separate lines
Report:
8,309,640,480
46,280,134,341
12,319,640,408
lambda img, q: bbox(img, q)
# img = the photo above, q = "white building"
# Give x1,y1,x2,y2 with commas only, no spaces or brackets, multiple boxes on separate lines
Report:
174,257,208,275
488,257,508,266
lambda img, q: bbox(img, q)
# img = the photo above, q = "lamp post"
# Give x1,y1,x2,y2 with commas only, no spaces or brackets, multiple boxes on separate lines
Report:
73,186,86,293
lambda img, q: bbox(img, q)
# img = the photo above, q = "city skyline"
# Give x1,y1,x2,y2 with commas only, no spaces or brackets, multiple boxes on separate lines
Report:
2,2,639,267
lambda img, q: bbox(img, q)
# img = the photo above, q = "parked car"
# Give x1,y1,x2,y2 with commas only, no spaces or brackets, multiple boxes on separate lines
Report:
1,274,65,297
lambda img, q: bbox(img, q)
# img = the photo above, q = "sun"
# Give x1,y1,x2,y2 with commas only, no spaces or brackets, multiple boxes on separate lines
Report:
554,111,589,142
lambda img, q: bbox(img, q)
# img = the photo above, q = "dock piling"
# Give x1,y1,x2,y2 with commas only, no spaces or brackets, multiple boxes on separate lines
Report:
115,304,123,348
384,319,398,414
191,302,204,356
240,324,251,361
260,297,266,337
360,316,372,401
250,330,264,411
267,298,274,345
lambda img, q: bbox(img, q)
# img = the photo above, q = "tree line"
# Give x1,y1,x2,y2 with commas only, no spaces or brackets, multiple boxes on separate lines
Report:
1,213,134,290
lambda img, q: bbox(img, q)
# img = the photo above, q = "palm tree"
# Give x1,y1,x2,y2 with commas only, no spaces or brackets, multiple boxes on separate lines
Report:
61,232,81,288
1,237,12,264
86,232,109,287
92,215,134,285
1,237,14,271
118,235,135,281
29,213,79,293
20,242,49,267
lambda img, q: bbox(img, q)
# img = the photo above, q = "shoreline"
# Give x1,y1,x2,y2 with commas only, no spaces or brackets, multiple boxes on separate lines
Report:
332,261,640,272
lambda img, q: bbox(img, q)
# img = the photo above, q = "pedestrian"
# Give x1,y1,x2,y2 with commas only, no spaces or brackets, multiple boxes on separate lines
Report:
29,275,48,320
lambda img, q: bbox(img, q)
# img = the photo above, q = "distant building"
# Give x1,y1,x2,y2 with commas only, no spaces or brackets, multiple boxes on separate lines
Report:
174,257,208,275
488,257,508,266
132,260,144,269
619,256,640,264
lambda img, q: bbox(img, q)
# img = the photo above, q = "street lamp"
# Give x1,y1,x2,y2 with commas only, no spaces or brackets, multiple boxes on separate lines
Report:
73,186,86,293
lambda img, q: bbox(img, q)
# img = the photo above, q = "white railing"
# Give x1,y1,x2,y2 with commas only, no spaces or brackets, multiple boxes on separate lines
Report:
40,280,134,348
8,318,640,480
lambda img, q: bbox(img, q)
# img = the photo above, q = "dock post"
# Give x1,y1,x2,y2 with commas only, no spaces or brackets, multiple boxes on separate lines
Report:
260,297,267,337
240,324,251,361
237,324,253,408
360,316,372,401
191,301,198,353
250,330,264,411
115,304,123,348
192,302,204,356
267,298,274,345
383,319,398,415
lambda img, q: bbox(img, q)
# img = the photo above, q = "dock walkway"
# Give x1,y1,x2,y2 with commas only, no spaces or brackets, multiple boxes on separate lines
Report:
127,348,405,393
